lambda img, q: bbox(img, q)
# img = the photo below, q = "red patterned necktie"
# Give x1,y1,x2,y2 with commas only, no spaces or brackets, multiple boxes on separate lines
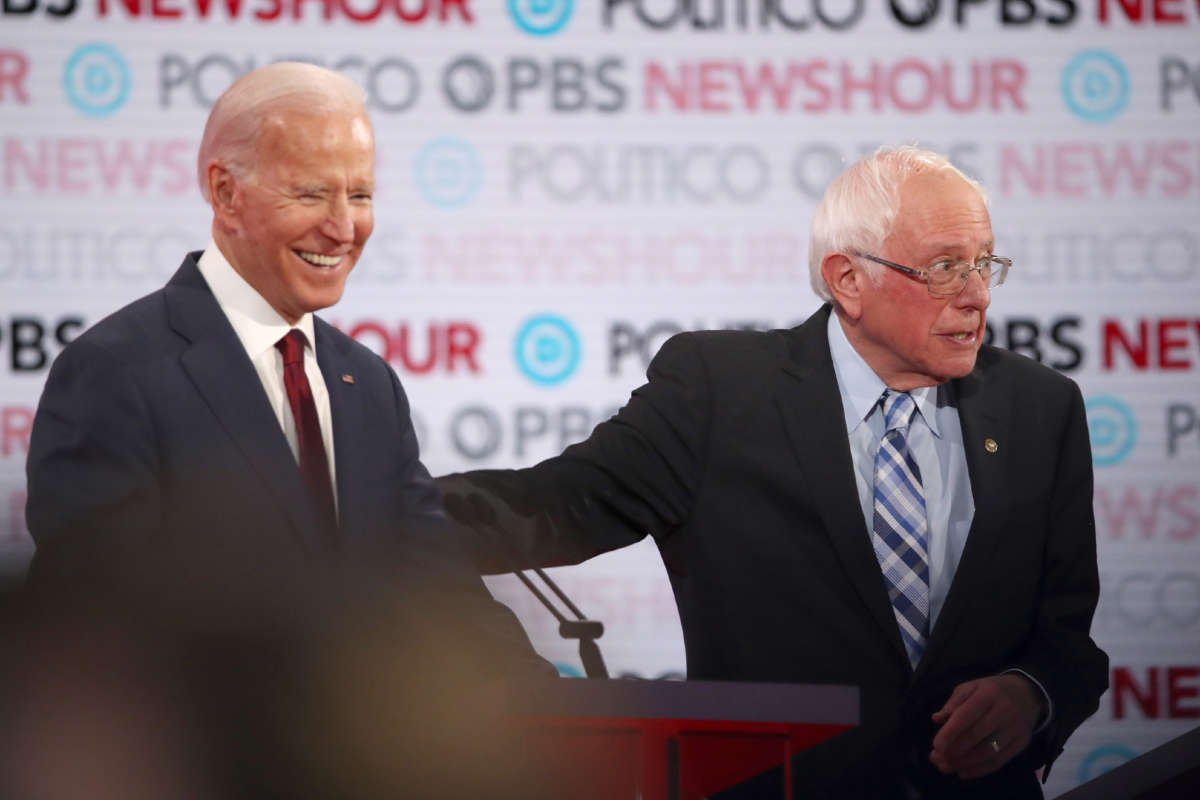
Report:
275,329,338,538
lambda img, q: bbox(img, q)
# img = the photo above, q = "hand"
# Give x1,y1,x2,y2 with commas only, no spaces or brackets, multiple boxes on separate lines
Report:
929,674,1042,779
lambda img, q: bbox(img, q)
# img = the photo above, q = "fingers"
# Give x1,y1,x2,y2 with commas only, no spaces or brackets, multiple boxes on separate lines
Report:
931,680,992,755
930,680,977,724
929,675,1040,779
947,704,1006,759
937,733,1021,779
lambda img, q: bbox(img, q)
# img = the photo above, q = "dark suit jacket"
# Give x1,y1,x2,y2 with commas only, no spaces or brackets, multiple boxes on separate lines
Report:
440,304,1108,798
26,252,550,679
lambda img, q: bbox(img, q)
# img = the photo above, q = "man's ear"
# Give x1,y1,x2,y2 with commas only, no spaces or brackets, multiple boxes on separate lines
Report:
821,253,864,320
207,162,240,229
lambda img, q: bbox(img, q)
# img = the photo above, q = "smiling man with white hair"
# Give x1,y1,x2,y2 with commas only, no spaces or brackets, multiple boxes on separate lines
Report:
26,62,550,682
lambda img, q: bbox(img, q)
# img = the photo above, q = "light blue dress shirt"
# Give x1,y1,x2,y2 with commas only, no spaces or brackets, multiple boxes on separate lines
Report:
826,312,975,629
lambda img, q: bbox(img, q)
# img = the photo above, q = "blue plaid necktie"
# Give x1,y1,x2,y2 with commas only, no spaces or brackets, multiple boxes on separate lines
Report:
872,390,930,669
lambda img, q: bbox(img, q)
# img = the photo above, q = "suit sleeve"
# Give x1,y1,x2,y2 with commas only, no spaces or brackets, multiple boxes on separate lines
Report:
1011,381,1108,772
25,338,161,586
379,367,558,680
438,332,713,574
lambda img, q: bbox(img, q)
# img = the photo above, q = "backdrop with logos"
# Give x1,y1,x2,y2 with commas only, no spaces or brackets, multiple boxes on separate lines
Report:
2,2,1199,794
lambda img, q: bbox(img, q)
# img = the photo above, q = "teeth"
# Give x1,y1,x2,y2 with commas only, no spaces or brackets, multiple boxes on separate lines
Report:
296,251,340,267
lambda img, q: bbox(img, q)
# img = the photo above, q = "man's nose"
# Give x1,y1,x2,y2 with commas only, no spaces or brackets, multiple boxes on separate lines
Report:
321,198,354,242
955,268,991,308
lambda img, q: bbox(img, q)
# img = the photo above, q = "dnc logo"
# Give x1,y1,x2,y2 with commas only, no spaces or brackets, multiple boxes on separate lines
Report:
413,137,482,208
509,0,574,36
1085,396,1137,467
1061,50,1130,123
63,43,131,117
515,314,581,386
1078,744,1136,783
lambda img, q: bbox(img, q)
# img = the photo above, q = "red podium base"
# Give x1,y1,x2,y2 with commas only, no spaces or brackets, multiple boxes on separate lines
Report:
515,679,857,800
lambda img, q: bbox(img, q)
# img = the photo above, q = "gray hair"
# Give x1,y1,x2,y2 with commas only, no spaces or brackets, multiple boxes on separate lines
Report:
196,62,368,202
807,145,987,302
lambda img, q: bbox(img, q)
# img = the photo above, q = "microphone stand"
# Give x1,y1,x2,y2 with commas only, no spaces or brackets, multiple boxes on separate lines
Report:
450,492,609,679
511,566,608,679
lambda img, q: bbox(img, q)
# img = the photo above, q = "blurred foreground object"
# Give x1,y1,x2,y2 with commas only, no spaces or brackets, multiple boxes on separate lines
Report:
0,559,549,800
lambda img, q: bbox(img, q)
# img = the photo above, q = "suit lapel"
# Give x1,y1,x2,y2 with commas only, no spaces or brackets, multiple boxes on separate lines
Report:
773,306,911,668
919,351,1012,673
314,321,364,542
164,255,323,549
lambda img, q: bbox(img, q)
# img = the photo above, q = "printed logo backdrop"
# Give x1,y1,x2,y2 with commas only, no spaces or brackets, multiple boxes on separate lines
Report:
3,3,1199,793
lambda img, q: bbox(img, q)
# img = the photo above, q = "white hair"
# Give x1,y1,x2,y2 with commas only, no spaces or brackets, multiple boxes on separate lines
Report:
807,145,987,302
196,62,368,202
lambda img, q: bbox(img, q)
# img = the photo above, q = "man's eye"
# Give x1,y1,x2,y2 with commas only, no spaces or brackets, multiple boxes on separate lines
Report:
929,261,956,273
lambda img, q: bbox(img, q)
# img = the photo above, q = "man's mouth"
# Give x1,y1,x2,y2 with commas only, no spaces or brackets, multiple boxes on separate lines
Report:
939,330,980,344
295,250,341,268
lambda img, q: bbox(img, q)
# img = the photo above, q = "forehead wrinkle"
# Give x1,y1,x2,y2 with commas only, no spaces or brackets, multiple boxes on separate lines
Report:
919,238,995,256
903,205,993,258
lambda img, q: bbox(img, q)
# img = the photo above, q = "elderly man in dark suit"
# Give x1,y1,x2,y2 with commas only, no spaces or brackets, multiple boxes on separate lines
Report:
440,146,1108,798
25,62,549,682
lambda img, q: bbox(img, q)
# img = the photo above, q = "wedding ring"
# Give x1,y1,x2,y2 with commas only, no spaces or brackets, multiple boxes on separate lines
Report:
990,738,1001,753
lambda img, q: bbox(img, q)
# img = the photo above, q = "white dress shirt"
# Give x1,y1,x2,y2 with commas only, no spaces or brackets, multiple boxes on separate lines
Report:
197,242,338,508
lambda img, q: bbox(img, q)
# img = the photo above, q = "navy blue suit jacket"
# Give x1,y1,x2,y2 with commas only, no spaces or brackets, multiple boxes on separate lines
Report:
26,252,549,676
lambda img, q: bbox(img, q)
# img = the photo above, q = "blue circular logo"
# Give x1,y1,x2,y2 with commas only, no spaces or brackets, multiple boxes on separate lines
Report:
413,137,482,208
1079,744,1136,783
63,43,131,117
508,0,574,36
1062,50,1130,123
1085,396,1137,467
515,315,581,386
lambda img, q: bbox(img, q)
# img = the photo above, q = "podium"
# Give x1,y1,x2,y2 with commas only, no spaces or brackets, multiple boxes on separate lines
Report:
515,679,858,800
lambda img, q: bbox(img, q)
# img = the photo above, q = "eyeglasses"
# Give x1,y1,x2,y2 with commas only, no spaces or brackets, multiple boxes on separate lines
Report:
855,253,1012,297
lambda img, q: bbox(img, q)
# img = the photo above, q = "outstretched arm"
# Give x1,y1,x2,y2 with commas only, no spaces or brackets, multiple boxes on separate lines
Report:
438,332,713,574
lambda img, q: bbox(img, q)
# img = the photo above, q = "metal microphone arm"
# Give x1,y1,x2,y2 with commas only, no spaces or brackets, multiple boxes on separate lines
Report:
512,567,608,679
447,491,609,679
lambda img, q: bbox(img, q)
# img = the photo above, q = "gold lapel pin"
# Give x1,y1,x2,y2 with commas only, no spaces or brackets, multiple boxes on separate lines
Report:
984,438,998,454
341,374,355,384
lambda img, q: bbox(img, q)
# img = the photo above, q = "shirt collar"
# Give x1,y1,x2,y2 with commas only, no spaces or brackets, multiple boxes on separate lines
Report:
197,239,316,359
826,311,941,438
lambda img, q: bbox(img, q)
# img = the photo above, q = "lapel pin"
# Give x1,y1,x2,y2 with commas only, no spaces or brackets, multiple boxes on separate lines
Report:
341,373,355,384
984,438,998,454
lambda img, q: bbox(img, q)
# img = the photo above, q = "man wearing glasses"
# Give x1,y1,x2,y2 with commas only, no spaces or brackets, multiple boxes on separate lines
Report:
440,146,1107,798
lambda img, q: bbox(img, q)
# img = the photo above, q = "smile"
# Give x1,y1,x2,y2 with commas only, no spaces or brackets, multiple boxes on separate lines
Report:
295,250,341,268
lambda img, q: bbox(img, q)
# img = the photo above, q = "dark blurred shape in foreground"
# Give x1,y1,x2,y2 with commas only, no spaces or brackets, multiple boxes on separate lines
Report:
0,551,552,800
